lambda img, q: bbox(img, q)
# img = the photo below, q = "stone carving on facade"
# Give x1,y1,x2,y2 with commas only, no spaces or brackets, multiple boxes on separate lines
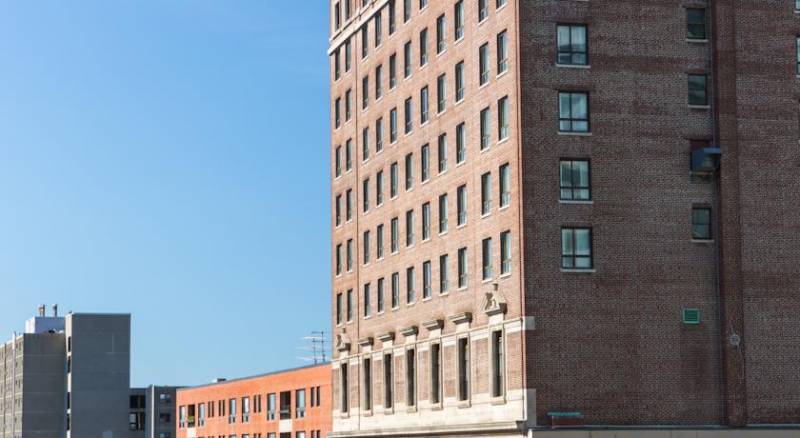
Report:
482,283,507,317
335,332,352,352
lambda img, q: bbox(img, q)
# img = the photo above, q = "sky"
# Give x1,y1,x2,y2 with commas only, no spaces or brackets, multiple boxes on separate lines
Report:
0,2,332,387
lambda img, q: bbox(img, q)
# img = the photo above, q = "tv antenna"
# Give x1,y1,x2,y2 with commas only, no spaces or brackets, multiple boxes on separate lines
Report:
298,331,328,365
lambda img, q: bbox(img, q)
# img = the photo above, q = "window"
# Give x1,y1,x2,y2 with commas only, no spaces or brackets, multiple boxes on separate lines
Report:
419,0,427,9
334,51,341,80
436,14,446,53
500,231,511,275
480,107,491,149
389,0,396,34
497,0,507,8
479,43,490,85
557,24,588,65
455,61,465,102
377,277,385,312
340,367,349,413
406,266,416,303
421,144,430,182
363,230,370,263
437,74,447,113
405,152,414,190
457,337,470,401
335,195,342,226
389,53,397,88
404,41,412,78
362,128,370,161
457,247,468,288
345,38,352,71
422,202,431,240
478,0,488,21
363,283,371,317
419,28,428,66
498,96,509,140
482,237,493,280
406,349,417,407
345,139,352,170
420,260,433,300
688,74,708,106
499,163,510,207
430,343,442,404
363,178,370,212
420,86,429,124
361,26,368,59
377,224,384,258
481,172,492,215
267,393,276,420
439,254,449,293
497,31,508,74
376,170,384,205
406,209,415,246
243,397,251,422
345,0,352,19
384,353,394,408
438,134,448,173
334,2,341,30
391,217,399,252
336,293,343,324
455,1,464,40
405,97,413,133
796,37,800,75
561,227,593,269
491,330,504,397
346,188,352,221
456,122,466,163
438,193,448,233
457,184,467,226
335,98,341,128
229,398,237,423
335,146,342,177
391,272,400,308
347,289,354,321
345,89,352,120
335,242,341,273
560,160,591,201
390,107,398,142
363,357,372,411
558,92,589,133
692,207,712,240
375,117,384,152
296,389,306,418
362,76,369,110
403,0,411,22
375,66,383,101
686,8,706,40
375,12,383,46
390,162,398,197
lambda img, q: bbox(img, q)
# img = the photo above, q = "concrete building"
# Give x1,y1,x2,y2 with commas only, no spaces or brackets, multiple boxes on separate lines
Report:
130,386,180,438
175,364,331,438
326,1,800,437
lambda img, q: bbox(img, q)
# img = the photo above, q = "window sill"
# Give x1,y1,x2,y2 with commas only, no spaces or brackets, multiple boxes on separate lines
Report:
490,396,507,406
457,400,472,409
364,315,372,320
438,230,448,236
481,212,492,219
692,239,714,244
559,200,593,205
497,70,509,80
422,297,432,302
499,272,512,279
686,38,709,44
436,48,447,58
556,63,591,69
688,105,711,110
561,268,596,274
558,131,592,136
481,278,493,284
497,137,510,146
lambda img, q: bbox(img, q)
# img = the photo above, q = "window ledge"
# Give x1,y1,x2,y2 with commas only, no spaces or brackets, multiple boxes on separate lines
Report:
457,400,472,409
692,239,714,244
561,268,596,274
686,38,709,44
499,273,512,279
422,297,432,302
556,63,591,69
490,396,507,406
688,105,711,110
559,200,593,205
558,131,592,137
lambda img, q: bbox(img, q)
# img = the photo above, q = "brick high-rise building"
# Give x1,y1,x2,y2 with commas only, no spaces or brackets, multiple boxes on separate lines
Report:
327,1,800,437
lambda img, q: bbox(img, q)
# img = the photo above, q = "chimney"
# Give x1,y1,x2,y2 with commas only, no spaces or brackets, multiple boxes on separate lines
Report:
52,304,58,318
38,305,46,317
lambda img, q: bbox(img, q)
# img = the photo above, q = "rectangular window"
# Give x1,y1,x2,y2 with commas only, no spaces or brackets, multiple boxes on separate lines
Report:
346,188,353,221
437,74,447,113
430,343,442,404
422,202,431,240
438,193,448,233
419,28,428,66
334,2,341,30
230,398,237,423
491,331,504,397
498,96,509,140
482,237,493,280
405,97,413,133
336,293,343,324
559,160,591,201
478,0,488,21
497,0,507,8
406,266,416,303
346,288,353,321
391,272,400,308
500,230,511,275
375,117,384,152
456,122,466,163
363,229,370,263
406,349,416,407
558,92,589,133
455,1,464,40
436,14,446,53
497,31,508,74
420,0,427,9
376,170,384,205
390,107,398,142
405,153,414,190
438,134,447,173
692,207,712,240
376,224,384,258
345,89,352,120
384,353,394,408
335,98,341,128
455,61,465,102
362,127,370,161
295,390,306,418
457,247,468,288
686,8,706,40
499,163,510,207
561,227,593,269
457,338,470,401
479,43,490,85
480,107,491,149
406,209,415,247
363,283,371,317
389,0,396,34
391,217,399,252
345,39,352,71
335,146,342,177
439,254,449,293
557,24,588,65
361,26,368,59
340,366,349,413
389,53,398,88
346,139,352,170
334,50,341,80
688,74,708,106
421,144,430,182
390,162,399,197
420,86,429,124
422,260,432,299
481,172,492,215
404,41,412,78
335,195,342,226
267,393,276,420
457,184,467,226
375,11,383,45
377,277,385,312
363,357,372,411
375,65,383,101
403,0,411,22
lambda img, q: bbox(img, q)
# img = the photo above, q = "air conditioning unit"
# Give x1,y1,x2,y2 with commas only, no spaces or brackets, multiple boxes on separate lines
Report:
691,146,721,174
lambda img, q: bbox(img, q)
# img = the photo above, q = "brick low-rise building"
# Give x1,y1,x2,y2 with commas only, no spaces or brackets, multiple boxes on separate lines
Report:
327,0,800,437
175,364,331,438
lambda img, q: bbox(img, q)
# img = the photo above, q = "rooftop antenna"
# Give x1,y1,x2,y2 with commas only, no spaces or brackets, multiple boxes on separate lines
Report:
300,331,328,365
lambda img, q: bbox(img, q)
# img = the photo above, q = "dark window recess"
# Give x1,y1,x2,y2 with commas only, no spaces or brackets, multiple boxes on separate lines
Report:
686,8,706,40
688,74,708,106
692,207,712,240
557,24,587,65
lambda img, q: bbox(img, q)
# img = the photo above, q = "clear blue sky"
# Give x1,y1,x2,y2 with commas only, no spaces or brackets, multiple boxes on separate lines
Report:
0,2,331,387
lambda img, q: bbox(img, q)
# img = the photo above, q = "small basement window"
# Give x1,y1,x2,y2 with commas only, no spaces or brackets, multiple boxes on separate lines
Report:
682,308,701,325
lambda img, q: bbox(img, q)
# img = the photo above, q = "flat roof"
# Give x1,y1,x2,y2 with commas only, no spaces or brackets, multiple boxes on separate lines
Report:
179,362,330,391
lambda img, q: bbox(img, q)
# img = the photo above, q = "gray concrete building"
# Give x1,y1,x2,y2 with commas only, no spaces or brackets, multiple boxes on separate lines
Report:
129,385,179,438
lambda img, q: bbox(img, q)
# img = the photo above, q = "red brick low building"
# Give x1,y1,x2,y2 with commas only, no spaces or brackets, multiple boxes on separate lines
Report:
175,364,331,438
